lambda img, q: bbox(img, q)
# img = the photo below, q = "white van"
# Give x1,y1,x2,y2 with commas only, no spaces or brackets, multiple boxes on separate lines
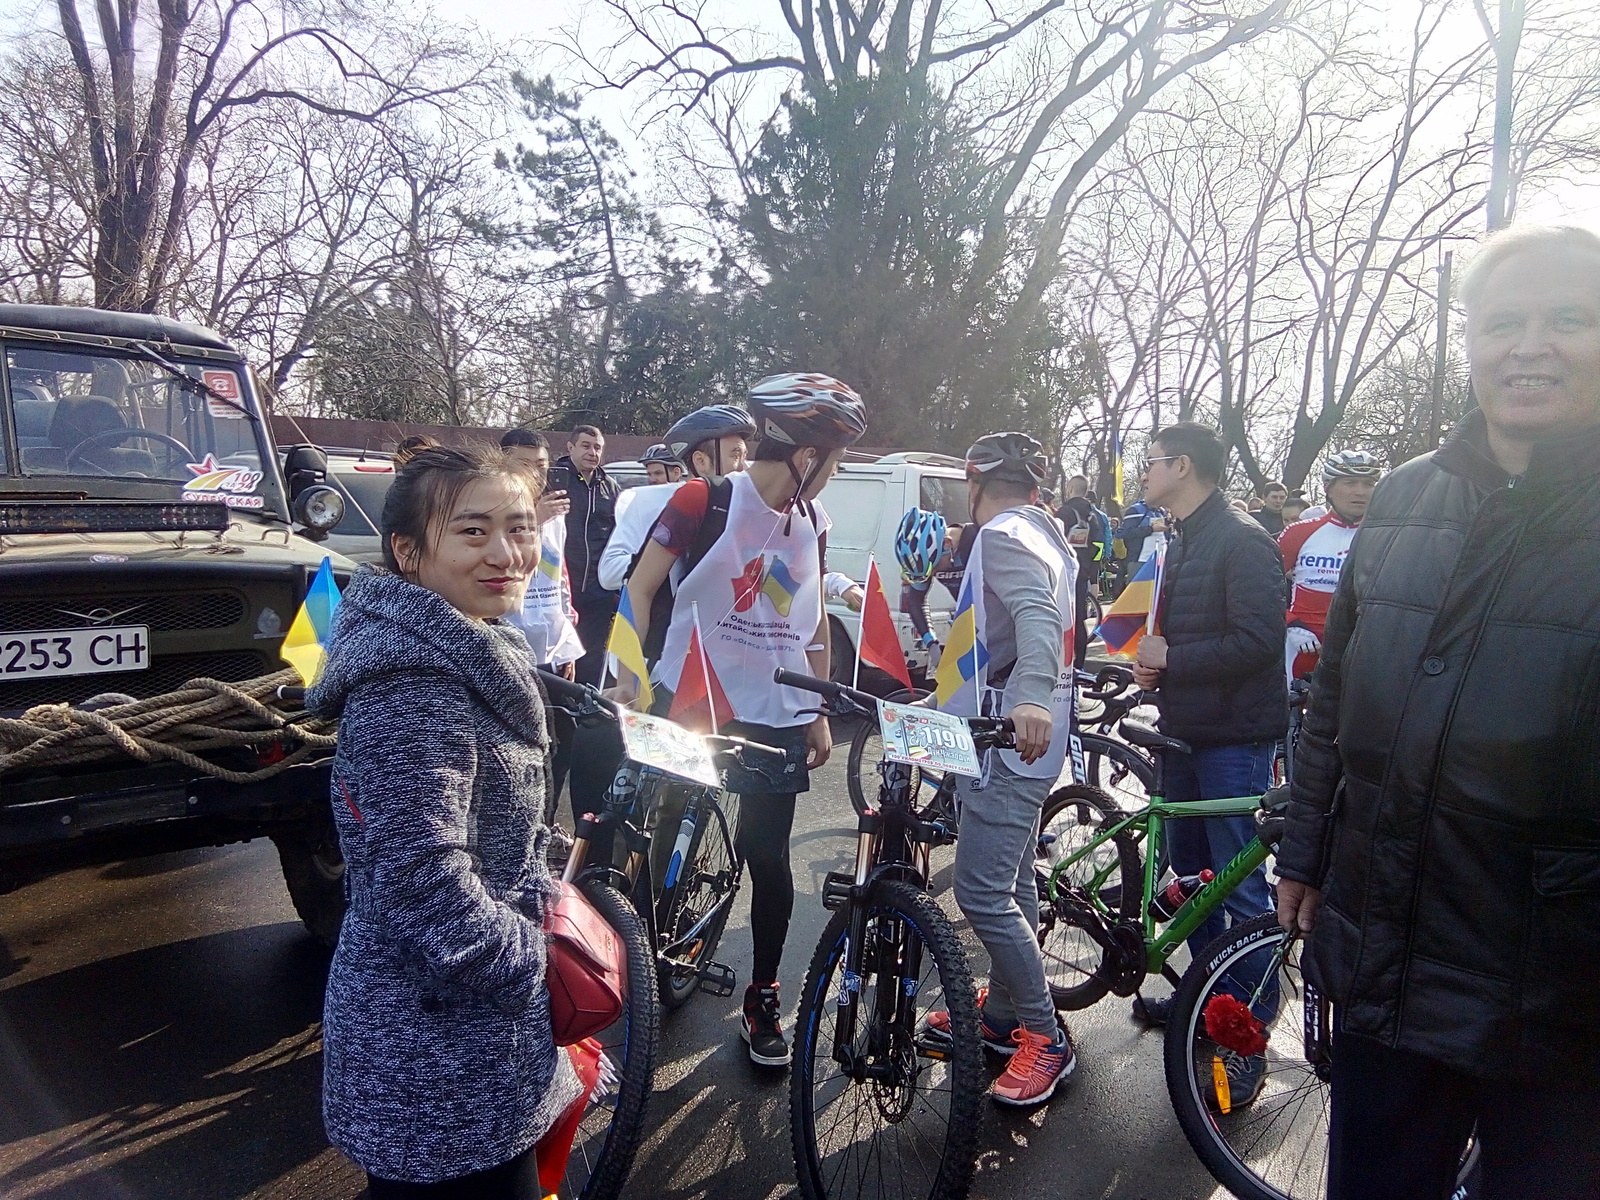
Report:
819,451,970,687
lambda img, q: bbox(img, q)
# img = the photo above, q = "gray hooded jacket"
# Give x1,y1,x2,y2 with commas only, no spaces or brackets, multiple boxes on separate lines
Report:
308,567,581,1183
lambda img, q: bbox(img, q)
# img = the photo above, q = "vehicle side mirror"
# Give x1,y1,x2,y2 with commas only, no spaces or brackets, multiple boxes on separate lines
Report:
283,444,330,501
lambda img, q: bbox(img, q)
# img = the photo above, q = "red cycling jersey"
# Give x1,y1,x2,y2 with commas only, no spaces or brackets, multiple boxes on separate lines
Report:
1278,511,1358,676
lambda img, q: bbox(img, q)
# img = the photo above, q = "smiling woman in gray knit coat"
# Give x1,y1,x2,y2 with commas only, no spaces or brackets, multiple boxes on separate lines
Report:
307,444,582,1198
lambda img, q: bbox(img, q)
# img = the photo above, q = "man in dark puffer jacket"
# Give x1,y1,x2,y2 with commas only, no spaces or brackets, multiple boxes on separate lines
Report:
1131,423,1286,1026
1277,225,1600,1199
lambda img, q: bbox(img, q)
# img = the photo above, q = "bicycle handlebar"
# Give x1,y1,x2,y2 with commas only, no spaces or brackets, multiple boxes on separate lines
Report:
773,668,1016,748
535,668,615,722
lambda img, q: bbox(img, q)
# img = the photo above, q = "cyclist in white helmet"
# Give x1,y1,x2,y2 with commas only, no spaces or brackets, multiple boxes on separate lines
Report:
616,372,867,1069
1279,450,1384,679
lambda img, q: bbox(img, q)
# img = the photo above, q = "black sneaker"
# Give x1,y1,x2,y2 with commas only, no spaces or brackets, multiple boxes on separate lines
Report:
742,983,791,1068
1131,994,1173,1027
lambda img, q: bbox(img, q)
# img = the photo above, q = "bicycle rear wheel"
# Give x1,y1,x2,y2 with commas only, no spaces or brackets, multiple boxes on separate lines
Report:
791,879,984,1200
1162,916,1480,1200
846,688,935,817
559,881,659,1200
1077,732,1155,813
656,793,741,1009
1034,784,1142,1010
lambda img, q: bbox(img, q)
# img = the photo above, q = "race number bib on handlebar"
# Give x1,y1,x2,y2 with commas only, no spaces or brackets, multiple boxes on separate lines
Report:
878,702,982,777
618,709,722,788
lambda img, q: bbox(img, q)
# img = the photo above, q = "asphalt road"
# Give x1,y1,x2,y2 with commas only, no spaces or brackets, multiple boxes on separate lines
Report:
0,733,1223,1200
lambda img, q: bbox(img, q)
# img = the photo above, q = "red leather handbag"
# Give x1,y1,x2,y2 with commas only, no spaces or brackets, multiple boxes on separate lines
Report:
544,882,627,1045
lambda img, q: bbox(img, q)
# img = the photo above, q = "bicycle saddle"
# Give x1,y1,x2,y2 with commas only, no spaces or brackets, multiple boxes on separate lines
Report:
1118,720,1192,756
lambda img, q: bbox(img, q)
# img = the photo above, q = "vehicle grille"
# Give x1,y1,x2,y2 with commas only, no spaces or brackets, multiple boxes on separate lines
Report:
0,650,271,712
0,591,247,633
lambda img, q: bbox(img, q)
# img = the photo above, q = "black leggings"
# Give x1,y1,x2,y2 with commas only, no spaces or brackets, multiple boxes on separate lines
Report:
367,1144,539,1198
734,790,798,987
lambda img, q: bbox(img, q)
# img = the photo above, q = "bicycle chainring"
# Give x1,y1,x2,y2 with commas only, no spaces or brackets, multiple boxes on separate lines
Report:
1104,921,1150,997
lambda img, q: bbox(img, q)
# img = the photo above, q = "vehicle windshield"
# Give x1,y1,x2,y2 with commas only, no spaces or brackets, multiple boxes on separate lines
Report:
4,342,268,507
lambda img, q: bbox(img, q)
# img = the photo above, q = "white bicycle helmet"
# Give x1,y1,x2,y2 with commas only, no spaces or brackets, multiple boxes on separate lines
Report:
747,373,868,449
1322,450,1383,481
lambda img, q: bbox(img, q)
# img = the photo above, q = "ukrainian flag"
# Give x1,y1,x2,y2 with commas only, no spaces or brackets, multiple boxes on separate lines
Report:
1096,553,1159,658
760,556,798,617
1112,434,1124,504
281,557,343,685
934,575,987,711
607,588,654,709
537,542,562,582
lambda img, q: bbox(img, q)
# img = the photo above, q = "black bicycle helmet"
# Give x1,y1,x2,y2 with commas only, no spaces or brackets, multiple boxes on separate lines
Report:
965,432,1049,488
747,373,868,450
663,404,758,467
640,443,679,466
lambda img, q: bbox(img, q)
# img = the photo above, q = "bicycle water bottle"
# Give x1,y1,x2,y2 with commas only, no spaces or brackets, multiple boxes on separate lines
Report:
1151,869,1214,921
665,809,698,890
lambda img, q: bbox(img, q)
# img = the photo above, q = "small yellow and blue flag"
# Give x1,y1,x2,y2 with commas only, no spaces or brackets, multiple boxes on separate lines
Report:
607,587,654,710
934,574,987,711
281,557,343,685
536,541,562,582
759,556,798,617
1112,434,1124,504
1096,551,1161,658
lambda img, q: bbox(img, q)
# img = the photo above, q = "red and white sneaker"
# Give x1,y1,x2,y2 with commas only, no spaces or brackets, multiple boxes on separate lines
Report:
990,1026,1076,1107
920,987,1023,1056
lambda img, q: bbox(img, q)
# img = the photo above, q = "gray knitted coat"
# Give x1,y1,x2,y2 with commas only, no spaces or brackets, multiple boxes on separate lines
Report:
307,567,582,1183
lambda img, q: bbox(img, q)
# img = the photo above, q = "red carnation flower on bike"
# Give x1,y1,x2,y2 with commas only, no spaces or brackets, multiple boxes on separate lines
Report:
1203,993,1269,1057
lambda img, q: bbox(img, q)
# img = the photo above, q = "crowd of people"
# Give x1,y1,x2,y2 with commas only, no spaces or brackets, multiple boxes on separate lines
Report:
302,222,1599,1198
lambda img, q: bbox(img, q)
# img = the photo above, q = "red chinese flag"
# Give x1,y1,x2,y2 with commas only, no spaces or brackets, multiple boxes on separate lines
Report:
859,558,913,690
669,622,733,734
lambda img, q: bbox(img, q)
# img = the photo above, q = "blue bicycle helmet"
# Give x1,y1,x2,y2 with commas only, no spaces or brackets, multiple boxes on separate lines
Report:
895,508,947,585
664,404,758,479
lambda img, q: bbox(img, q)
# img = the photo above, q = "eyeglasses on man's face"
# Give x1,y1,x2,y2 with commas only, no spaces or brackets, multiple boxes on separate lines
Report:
1140,454,1181,474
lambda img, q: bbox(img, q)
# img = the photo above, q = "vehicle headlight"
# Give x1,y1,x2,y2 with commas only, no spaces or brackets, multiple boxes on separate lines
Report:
294,485,345,532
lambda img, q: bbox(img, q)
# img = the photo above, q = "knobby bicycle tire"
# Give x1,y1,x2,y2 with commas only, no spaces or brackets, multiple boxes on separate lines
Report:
846,688,933,818
791,879,985,1200
656,793,741,1010
1162,915,1478,1200
561,880,660,1200
1035,784,1143,1011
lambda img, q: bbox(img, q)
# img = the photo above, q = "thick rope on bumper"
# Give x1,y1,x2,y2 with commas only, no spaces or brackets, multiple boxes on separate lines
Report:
0,670,337,783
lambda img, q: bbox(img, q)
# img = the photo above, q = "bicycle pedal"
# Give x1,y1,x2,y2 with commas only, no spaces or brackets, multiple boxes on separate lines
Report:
698,960,736,997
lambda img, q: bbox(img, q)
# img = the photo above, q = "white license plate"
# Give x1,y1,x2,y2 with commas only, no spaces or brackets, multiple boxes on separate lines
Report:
0,626,151,682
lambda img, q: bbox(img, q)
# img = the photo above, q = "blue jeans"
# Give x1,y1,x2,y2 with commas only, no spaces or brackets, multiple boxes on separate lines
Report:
1162,742,1275,956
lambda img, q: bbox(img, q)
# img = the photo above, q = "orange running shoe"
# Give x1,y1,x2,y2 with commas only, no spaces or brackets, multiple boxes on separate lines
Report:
990,1026,1076,1107
920,987,1022,1055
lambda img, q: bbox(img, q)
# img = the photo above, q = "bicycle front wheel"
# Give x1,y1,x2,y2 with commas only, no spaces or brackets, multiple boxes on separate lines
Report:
791,879,984,1200
560,881,660,1200
657,793,741,1010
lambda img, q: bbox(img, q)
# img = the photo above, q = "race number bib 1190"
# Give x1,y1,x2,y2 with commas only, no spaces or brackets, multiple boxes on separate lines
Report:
878,701,982,777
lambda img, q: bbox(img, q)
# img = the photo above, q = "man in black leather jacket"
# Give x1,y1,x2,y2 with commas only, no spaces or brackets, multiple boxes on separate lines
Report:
1131,423,1286,1026
548,425,621,685
1277,225,1600,1199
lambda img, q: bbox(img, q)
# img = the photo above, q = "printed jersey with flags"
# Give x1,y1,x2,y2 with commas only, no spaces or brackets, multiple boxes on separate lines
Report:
1278,511,1358,639
509,515,584,667
650,472,831,729
935,506,1076,782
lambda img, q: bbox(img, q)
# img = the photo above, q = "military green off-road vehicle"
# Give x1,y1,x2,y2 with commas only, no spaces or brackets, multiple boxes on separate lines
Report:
0,304,352,943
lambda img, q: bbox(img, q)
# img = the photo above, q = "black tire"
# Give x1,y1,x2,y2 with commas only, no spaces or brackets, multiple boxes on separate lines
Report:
656,794,741,1010
272,806,346,948
1076,732,1155,814
1035,784,1142,1010
1162,916,1481,1200
791,879,984,1200
560,880,659,1200
845,687,934,818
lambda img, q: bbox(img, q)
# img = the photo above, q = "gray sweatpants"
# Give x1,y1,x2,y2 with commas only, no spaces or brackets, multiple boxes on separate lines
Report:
952,756,1058,1036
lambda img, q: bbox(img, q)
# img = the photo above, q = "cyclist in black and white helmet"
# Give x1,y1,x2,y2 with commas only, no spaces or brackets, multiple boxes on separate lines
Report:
617,372,866,1070
921,429,1082,1107
640,442,684,485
